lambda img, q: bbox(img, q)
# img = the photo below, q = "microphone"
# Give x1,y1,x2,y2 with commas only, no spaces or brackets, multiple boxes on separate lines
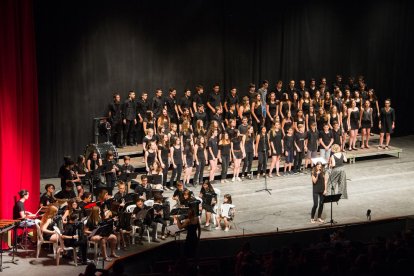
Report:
366,209,371,221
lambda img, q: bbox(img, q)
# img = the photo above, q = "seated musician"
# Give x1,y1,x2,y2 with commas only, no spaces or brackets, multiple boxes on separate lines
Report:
134,175,152,200
60,159,83,197
62,199,82,224
74,155,89,177
113,181,128,203
199,180,217,228
55,181,78,200
117,156,135,191
103,150,119,196
62,214,90,265
172,181,191,206
39,206,65,254
96,189,112,217
78,192,93,218
132,198,159,244
153,194,167,240
40,184,56,208
84,206,119,262
13,190,35,220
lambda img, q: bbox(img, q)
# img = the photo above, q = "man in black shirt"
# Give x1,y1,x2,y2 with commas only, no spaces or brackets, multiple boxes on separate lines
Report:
60,159,81,191
224,87,239,115
309,78,317,98
136,91,150,144
248,83,257,103
78,192,92,218
13,190,34,219
275,80,283,100
165,88,180,124
211,106,225,132
152,89,165,119
132,198,159,243
134,175,152,199
286,80,297,100
192,85,204,114
122,91,137,146
206,84,222,120
40,183,56,208
179,89,193,117
298,80,307,99
62,214,89,265
108,93,123,148
293,124,308,174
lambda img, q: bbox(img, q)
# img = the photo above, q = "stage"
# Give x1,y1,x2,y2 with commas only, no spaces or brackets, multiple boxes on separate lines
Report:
2,135,413,275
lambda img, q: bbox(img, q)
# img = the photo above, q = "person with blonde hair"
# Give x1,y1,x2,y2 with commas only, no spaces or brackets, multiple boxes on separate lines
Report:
328,144,348,199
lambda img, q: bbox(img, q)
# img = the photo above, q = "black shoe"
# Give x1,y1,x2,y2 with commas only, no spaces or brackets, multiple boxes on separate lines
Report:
152,238,160,243
137,239,144,245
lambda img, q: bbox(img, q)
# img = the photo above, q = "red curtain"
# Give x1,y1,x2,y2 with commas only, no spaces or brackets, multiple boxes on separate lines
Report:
0,0,40,219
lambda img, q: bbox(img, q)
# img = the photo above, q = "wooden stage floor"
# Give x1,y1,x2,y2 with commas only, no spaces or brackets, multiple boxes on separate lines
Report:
4,135,412,275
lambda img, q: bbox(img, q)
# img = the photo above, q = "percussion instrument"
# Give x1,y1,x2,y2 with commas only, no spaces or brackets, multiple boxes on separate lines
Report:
85,143,119,163
0,220,19,272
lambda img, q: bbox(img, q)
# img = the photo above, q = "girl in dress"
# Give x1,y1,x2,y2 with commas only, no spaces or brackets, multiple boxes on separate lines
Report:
266,92,279,130
231,129,245,181
199,180,217,228
145,141,158,173
183,140,195,187
241,125,255,180
347,99,360,151
255,126,269,178
238,96,251,124
281,111,294,137
158,134,170,189
269,122,283,177
279,93,291,120
310,162,327,223
194,136,208,186
360,100,373,148
208,129,219,182
215,194,235,232
251,93,263,134
306,105,317,132
378,99,396,149
170,137,184,187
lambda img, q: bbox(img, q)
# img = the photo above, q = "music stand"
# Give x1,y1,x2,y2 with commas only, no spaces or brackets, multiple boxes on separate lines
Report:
323,193,342,226
256,131,271,195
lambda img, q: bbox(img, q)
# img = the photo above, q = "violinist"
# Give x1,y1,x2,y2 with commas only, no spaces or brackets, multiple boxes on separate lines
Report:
62,214,90,265
134,175,152,200
132,198,159,244
153,194,167,240
103,150,119,195
40,183,56,208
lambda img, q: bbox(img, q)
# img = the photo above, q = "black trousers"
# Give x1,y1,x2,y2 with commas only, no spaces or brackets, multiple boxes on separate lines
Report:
124,119,136,145
134,220,157,239
153,217,167,236
294,151,304,172
162,161,169,187
311,192,324,219
111,120,123,146
194,159,205,185
170,164,183,187
65,239,87,262
221,155,230,180
242,151,254,176
257,151,267,175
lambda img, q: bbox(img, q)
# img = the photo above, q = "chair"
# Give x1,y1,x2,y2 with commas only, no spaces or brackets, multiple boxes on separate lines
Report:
84,219,100,260
53,226,77,266
126,205,152,244
227,207,237,230
35,219,59,263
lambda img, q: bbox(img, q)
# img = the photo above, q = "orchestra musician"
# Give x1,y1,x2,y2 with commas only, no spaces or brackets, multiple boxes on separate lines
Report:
199,180,217,228
55,181,77,200
78,192,93,218
39,206,65,261
103,150,119,195
152,194,167,240
62,199,83,223
60,159,83,197
84,206,119,262
62,214,90,265
40,184,57,208
117,156,135,191
132,198,159,244
134,175,152,200
172,181,190,206
13,190,36,220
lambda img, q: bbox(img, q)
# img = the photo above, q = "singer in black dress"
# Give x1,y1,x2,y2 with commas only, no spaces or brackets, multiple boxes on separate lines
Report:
378,99,395,149
255,126,269,178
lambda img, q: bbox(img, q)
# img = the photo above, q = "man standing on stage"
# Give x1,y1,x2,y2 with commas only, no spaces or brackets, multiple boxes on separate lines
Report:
136,91,150,144
108,92,123,148
152,88,165,119
257,80,269,118
165,88,180,124
122,90,137,146
206,84,222,120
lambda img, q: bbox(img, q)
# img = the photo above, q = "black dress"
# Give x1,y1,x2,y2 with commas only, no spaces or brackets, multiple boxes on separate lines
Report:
350,109,360,130
184,222,200,257
302,100,311,115
380,107,395,134
232,137,243,159
208,137,218,161
270,130,283,156
184,145,194,167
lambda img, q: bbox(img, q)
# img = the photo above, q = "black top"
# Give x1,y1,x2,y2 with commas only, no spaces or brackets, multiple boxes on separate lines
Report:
283,117,293,133
146,150,156,166
238,124,249,135
307,130,319,152
244,135,254,153
159,145,169,163
302,100,311,115
333,153,344,167
60,167,73,190
232,137,242,151
257,133,268,152
193,111,208,129
270,130,283,153
330,114,340,126
137,99,150,118
118,164,135,174
208,137,219,159
268,102,278,118
219,143,231,156
225,94,239,108
226,110,238,121
152,96,165,118
313,173,325,194
319,130,333,147
165,96,177,117
192,93,204,108
172,146,183,165
200,188,217,206
208,92,222,110
55,190,77,200
122,99,137,120
13,200,25,219
380,107,395,125
294,132,307,151
108,102,122,122
332,128,342,145
196,145,206,162
284,135,294,151
179,96,192,110
40,193,56,207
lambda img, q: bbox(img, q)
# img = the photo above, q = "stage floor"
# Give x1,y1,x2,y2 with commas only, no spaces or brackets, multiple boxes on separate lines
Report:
5,135,413,275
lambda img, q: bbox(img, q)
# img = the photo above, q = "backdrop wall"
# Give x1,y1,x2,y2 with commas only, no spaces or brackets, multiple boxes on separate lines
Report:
35,0,414,178
0,0,40,218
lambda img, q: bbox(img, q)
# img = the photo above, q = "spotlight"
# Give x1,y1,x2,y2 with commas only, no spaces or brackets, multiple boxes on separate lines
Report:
366,209,371,221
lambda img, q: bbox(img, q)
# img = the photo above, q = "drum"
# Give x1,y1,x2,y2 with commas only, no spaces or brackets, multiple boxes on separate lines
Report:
84,142,119,162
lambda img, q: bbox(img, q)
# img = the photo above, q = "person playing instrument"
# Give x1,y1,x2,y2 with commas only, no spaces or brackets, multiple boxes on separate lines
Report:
62,199,82,224
328,144,348,199
118,156,135,191
40,183,56,208
215,194,235,232
113,181,128,204
84,206,119,261
134,175,152,200
132,198,159,244
13,190,35,220
175,208,201,258
60,159,82,196
152,194,167,240
172,181,190,206
199,180,217,228
103,150,119,195
62,214,90,265
39,206,65,260
86,151,102,173
310,162,328,223
78,192,93,218
96,189,112,217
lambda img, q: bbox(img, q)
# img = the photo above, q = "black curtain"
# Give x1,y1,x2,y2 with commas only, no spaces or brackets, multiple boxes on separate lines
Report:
35,0,414,178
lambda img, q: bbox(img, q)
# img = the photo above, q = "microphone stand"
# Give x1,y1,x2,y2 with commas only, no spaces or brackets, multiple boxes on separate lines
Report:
256,129,272,195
